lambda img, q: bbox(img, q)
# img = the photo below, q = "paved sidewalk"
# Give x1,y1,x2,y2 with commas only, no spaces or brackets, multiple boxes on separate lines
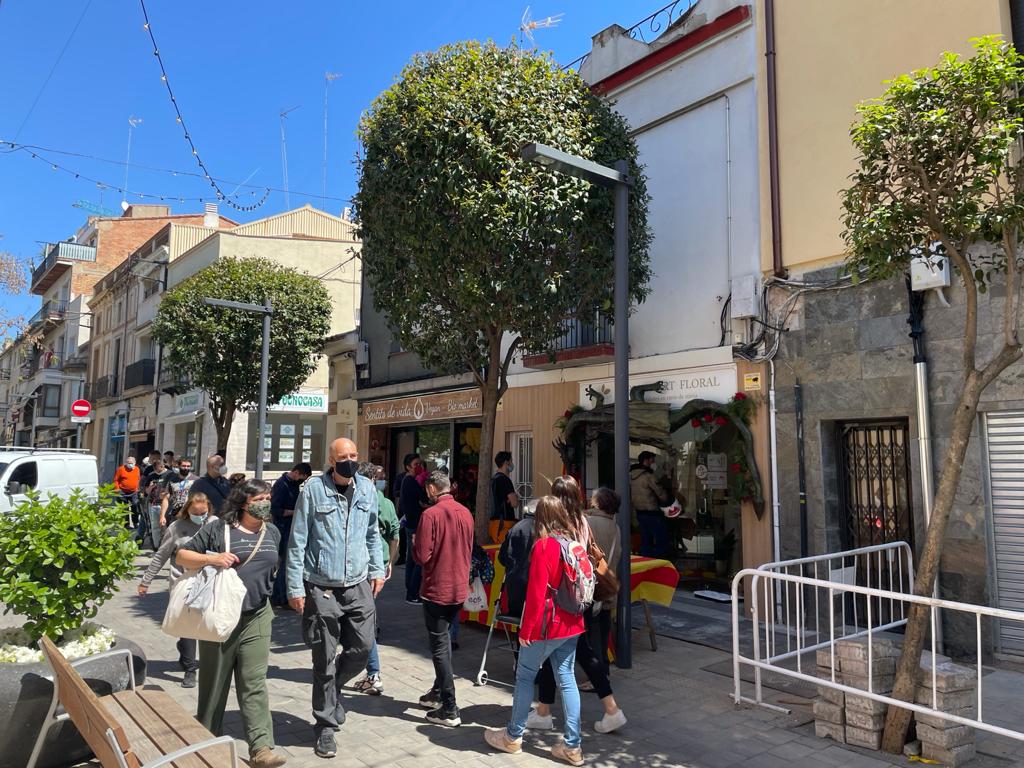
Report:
7,556,1020,767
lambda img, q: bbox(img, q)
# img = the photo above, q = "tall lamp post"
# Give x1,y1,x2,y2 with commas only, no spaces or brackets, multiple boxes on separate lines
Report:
520,142,635,668
201,297,274,479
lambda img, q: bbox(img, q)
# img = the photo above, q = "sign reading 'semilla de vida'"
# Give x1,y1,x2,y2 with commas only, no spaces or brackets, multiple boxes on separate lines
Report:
362,390,482,425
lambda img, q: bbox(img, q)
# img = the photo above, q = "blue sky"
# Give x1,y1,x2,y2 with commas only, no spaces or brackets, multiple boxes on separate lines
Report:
0,0,655,320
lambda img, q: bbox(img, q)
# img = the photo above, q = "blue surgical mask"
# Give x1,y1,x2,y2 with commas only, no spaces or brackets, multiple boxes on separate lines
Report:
189,513,208,525
375,479,387,491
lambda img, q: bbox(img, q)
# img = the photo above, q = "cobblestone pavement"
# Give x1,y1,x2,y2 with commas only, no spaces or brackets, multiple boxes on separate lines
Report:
9,555,1021,768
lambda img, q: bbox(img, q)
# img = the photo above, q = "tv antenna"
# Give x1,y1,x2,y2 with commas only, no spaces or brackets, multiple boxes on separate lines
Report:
279,105,301,210
122,116,143,209
323,72,342,211
520,6,563,47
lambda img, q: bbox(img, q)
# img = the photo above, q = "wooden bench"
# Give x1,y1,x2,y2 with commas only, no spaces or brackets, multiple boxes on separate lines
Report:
27,636,237,768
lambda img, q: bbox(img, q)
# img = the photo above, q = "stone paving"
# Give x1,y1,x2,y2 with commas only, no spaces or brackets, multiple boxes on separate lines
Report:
8,555,1024,768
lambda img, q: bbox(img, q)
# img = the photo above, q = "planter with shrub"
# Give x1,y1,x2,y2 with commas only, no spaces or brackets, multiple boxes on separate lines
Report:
0,487,144,768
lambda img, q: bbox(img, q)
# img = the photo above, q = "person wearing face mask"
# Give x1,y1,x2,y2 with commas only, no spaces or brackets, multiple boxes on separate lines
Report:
489,451,519,545
353,462,401,696
269,462,313,607
286,438,384,759
137,492,216,689
115,455,142,530
160,458,198,536
176,479,287,768
190,454,232,515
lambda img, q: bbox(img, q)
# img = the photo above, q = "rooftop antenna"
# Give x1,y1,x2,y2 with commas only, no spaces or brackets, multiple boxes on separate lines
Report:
323,72,342,211
520,6,564,48
122,116,142,210
279,104,301,210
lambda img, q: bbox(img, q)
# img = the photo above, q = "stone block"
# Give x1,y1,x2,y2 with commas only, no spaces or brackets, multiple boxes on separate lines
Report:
916,659,977,692
915,686,977,711
915,705,977,729
815,720,846,743
921,743,976,767
841,671,895,692
816,649,838,670
845,709,885,731
839,657,896,677
916,723,976,749
846,693,889,715
835,636,902,662
903,740,922,757
859,314,912,350
813,699,845,725
845,725,883,750
816,685,844,706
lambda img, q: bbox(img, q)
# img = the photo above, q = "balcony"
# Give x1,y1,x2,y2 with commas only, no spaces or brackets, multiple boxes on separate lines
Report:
31,241,96,295
93,374,121,402
522,314,616,370
158,366,191,395
27,299,68,332
123,358,156,393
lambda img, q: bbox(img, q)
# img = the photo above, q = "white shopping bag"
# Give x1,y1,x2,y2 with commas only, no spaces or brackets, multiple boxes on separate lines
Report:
463,576,488,613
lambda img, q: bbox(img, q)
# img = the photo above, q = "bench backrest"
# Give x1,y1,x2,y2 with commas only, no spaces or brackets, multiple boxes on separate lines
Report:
39,636,141,768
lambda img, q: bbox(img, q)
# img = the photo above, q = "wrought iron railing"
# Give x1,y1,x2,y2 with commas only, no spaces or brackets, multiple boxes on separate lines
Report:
93,374,120,401
563,0,699,71
30,242,96,287
27,300,68,329
123,358,156,391
551,313,614,352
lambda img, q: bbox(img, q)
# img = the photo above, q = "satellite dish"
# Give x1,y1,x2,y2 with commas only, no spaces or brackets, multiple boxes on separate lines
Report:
120,201,130,212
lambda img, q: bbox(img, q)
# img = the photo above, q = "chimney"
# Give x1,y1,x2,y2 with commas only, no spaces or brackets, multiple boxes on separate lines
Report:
203,203,219,228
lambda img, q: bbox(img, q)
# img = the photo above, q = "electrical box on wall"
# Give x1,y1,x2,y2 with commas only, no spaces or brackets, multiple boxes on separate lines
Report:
910,255,950,291
730,274,760,319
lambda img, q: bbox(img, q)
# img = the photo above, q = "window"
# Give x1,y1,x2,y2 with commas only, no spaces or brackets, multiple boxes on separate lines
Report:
508,431,534,502
41,384,61,418
8,461,38,492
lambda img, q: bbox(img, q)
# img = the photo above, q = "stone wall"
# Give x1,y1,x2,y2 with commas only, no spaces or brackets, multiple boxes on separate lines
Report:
773,269,1023,657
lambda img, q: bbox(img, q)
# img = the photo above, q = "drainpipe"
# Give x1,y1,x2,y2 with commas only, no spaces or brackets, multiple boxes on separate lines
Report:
765,0,785,278
795,378,808,558
769,359,781,564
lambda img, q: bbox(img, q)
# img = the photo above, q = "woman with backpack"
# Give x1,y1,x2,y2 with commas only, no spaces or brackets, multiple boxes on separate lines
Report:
530,482,628,735
484,495,586,766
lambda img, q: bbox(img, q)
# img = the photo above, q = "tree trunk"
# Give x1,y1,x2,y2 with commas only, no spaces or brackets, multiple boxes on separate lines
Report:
474,380,500,544
213,402,235,459
880,373,984,752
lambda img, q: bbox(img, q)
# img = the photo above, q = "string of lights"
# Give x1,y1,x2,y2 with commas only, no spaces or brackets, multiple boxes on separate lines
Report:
0,140,355,205
0,141,259,205
139,0,270,212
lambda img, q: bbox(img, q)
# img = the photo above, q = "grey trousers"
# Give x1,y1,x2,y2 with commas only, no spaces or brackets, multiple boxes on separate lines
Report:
302,580,375,734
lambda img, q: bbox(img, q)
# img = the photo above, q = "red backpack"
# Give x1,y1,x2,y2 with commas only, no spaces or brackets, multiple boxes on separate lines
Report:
551,535,596,615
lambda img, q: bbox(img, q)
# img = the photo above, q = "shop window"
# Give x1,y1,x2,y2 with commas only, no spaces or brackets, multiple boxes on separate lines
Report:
248,413,326,473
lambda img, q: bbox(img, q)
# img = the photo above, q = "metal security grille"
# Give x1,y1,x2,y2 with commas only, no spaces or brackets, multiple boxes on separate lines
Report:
984,411,1024,655
837,420,914,626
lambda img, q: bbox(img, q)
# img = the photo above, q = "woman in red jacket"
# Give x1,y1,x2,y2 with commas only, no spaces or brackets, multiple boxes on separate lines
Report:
484,495,585,766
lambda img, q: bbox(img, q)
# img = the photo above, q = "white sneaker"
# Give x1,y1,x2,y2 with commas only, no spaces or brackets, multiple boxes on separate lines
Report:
594,708,627,734
526,709,554,730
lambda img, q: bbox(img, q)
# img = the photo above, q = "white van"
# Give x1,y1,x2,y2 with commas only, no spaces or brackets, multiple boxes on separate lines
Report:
0,449,100,513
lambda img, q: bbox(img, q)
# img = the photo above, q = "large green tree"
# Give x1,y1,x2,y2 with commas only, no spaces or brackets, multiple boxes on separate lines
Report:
355,41,651,538
841,37,1024,752
152,256,331,455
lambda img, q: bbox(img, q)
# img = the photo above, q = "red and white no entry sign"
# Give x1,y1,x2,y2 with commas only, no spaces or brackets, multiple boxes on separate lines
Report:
71,399,92,418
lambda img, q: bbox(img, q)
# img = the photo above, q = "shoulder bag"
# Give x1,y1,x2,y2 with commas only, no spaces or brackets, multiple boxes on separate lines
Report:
588,535,621,604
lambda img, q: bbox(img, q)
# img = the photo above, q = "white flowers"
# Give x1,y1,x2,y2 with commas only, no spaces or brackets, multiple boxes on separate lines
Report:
0,623,116,664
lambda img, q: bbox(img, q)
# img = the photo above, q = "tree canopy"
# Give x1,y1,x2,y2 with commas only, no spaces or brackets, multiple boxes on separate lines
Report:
152,256,331,452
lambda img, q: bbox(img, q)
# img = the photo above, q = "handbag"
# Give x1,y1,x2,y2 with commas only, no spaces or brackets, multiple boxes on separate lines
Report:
589,537,621,604
463,576,488,613
162,523,265,642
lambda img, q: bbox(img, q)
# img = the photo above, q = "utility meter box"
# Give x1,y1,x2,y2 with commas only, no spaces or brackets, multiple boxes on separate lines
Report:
910,255,950,291
730,274,760,319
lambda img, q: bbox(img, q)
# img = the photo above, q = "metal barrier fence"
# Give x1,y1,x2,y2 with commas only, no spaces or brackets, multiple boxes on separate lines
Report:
731,563,1024,744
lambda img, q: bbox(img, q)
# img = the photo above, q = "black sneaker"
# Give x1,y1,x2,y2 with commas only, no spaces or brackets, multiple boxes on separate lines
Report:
405,596,422,605
182,670,197,689
426,706,461,727
314,731,337,759
418,688,441,709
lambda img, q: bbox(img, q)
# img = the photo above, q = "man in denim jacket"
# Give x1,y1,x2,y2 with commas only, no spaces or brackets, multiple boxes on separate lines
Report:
287,437,385,758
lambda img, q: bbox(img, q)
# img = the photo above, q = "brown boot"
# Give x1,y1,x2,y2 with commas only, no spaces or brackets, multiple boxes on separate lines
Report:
248,746,287,768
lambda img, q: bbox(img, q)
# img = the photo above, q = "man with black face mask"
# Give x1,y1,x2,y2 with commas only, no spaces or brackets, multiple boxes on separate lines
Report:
286,438,384,759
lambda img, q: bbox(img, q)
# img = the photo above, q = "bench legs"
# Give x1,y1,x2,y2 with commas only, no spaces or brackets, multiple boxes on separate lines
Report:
112,730,239,768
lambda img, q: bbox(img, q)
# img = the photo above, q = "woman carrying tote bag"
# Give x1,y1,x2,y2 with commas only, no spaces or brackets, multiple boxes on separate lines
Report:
176,478,287,768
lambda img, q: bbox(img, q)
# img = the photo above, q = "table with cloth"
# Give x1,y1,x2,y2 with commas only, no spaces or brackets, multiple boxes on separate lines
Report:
461,545,679,651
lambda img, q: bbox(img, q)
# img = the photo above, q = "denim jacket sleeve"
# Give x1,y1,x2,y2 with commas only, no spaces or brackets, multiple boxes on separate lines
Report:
365,480,384,580
286,481,312,599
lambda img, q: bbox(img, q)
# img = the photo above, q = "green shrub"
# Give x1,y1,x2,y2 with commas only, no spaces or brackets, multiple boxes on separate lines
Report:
0,486,138,641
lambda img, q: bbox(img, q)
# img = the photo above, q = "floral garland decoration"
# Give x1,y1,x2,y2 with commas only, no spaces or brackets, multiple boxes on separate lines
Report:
688,392,758,503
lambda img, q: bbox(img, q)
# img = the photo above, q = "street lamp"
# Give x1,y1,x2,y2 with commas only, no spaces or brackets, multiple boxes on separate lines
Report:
201,297,274,479
521,141,635,668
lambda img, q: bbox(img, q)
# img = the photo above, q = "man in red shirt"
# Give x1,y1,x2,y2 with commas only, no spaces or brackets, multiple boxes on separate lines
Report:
413,469,474,727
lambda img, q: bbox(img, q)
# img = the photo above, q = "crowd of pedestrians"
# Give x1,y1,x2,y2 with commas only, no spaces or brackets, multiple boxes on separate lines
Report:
133,438,627,767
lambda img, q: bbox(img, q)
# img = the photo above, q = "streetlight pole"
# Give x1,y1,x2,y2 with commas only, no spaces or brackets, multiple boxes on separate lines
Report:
201,297,274,479
521,142,635,667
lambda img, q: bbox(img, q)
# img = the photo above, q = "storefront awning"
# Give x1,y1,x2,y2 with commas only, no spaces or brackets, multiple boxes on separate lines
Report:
162,408,205,426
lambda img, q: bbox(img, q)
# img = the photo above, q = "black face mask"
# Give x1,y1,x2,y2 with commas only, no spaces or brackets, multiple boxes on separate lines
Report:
335,460,358,479
179,467,191,477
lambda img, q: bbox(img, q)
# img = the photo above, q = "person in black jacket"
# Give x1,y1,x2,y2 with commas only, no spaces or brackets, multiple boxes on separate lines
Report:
270,462,313,606
190,454,232,515
496,505,535,620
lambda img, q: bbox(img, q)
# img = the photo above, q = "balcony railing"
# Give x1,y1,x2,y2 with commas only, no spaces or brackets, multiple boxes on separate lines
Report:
93,374,120,401
522,313,615,369
123,358,156,391
550,313,613,352
30,241,96,294
27,299,68,330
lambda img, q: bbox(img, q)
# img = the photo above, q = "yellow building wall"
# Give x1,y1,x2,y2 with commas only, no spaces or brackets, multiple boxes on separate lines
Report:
758,0,1011,273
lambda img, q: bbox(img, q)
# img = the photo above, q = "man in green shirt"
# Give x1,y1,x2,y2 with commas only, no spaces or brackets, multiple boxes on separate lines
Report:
354,462,401,695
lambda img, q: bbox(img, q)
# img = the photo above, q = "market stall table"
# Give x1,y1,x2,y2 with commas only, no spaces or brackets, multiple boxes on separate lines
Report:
462,545,680,651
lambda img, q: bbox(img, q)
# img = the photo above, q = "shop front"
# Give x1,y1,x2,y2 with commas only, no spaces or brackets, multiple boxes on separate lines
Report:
160,389,206,463
358,389,483,512
246,388,329,473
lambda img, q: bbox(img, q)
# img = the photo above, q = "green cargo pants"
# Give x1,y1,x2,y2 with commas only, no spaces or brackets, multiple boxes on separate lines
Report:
197,600,275,751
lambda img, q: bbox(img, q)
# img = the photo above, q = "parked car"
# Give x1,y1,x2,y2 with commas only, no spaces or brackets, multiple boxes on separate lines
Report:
0,449,99,513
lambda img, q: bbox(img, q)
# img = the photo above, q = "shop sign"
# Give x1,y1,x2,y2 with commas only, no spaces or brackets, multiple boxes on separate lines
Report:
174,390,204,415
743,372,762,392
579,364,736,410
362,389,482,426
268,389,328,414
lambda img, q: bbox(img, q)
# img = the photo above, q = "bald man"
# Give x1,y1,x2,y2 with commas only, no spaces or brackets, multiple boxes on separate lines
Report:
286,438,385,758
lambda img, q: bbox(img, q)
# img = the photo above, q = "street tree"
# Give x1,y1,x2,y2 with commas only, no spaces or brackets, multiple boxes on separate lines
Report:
354,41,652,538
841,37,1024,752
0,244,28,337
152,256,331,455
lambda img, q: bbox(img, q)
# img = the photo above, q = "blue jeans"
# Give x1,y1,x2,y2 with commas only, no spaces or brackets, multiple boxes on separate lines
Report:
148,505,164,549
637,511,668,558
366,638,381,675
507,636,580,748
404,535,422,601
